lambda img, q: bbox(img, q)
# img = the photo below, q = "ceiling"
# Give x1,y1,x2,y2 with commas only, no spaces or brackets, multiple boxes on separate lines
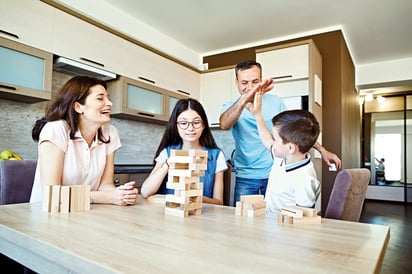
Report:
101,0,412,66
54,0,412,96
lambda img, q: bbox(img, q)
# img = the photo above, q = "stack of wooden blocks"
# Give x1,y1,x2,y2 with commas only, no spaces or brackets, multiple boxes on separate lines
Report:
164,149,208,218
278,206,321,224
235,195,266,217
42,185,90,213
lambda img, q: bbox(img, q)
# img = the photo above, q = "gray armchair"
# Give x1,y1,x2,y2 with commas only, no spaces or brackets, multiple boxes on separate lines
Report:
0,160,37,205
324,168,371,222
0,159,37,273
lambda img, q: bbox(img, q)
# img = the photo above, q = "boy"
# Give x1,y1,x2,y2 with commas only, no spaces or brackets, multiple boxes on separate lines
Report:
250,91,321,213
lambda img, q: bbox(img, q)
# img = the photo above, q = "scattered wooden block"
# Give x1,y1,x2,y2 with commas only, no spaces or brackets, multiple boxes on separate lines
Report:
42,185,90,213
42,185,53,212
278,206,321,224
51,185,61,213
60,186,71,213
147,194,165,205
235,195,266,217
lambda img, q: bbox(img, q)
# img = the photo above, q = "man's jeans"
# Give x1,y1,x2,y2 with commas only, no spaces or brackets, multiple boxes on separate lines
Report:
234,177,268,203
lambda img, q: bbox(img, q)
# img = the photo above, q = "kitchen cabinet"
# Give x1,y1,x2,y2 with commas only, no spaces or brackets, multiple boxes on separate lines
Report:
200,67,238,127
167,90,190,116
0,37,52,103
256,43,309,82
120,40,200,99
107,76,189,123
256,40,322,116
53,9,123,76
0,0,55,52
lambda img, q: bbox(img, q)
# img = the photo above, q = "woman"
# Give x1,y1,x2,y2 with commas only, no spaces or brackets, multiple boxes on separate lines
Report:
141,98,227,205
30,76,137,205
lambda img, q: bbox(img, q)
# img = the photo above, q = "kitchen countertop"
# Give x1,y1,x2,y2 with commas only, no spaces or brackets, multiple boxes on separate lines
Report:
114,164,153,174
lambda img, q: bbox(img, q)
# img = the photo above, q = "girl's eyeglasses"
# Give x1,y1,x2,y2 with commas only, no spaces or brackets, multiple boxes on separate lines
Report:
176,120,203,129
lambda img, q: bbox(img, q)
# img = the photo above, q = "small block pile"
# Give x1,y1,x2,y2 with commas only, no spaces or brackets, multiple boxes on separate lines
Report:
278,206,321,224
42,185,90,213
235,195,266,217
164,149,208,218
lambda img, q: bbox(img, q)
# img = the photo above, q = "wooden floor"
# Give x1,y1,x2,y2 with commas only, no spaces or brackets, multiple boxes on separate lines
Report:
359,200,412,274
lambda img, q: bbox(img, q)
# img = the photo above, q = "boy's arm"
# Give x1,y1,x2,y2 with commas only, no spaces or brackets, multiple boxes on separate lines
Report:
250,91,273,150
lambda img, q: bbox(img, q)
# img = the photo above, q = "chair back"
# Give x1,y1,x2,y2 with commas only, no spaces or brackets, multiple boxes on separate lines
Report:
324,168,370,222
223,163,232,206
0,160,37,205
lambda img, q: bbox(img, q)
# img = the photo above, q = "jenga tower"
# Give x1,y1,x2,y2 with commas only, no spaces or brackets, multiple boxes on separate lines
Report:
164,149,208,218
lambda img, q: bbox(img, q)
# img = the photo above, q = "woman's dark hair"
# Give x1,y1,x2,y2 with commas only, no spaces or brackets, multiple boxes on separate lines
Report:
153,98,218,162
32,76,109,143
272,109,320,153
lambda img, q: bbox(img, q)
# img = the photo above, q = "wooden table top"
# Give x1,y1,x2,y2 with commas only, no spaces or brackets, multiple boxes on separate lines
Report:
0,198,390,273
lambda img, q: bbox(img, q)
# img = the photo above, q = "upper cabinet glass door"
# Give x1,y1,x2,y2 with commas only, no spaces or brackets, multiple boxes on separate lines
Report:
0,37,52,103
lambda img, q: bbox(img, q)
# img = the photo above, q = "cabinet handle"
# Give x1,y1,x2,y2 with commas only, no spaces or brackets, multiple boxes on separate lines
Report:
272,75,293,80
138,77,155,84
79,57,105,67
0,29,19,39
176,89,190,96
0,84,17,90
210,123,220,126
138,112,155,117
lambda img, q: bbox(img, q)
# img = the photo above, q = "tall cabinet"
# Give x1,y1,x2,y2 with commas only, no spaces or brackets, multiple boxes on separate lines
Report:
256,40,323,187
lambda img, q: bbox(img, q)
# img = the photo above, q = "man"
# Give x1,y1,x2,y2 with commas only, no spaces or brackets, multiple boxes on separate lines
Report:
220,60,341,203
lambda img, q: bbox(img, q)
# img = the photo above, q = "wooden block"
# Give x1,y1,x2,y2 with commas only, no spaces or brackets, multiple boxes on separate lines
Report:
181,202,202,211
168,155,194,164
165,194,188,204
295,206,317,217
167,169,196,177
235,201,243,216
252,200,266,210
188,150,208,157
168,176,200,184
83,185,91,211
42,185,53,212
166,181,200,191
285,215,294,224
240,195,264,203
147,194,165,205
60,186,71,213
70,185,82,212
292,215,322,224
51,185,61,212
165,207,188,218
188,163,207,171
247,207,266,217
281,206,304,218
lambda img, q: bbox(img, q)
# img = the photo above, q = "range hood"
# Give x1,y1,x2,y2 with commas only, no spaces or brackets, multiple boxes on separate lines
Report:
53,56,117,81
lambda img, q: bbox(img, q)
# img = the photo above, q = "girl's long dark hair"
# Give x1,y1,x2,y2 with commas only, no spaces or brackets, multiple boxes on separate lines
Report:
153,98,218,163
32,76,109,143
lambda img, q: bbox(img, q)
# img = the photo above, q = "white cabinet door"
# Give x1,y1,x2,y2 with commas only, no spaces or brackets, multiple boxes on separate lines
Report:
53,9,124,74
121,40,200,99
256,44,309,81
163,62,200,99
0,0,55,52
200,68,238,127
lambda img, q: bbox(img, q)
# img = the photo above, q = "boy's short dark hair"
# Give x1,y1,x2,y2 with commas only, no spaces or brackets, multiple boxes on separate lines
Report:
272,109,320,153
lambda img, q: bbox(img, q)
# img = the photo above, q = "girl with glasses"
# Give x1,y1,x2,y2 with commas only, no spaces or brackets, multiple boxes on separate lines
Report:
141,98,227,205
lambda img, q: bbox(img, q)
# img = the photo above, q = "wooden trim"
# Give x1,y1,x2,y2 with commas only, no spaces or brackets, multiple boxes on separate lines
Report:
40,0,200,73
255,39,314,54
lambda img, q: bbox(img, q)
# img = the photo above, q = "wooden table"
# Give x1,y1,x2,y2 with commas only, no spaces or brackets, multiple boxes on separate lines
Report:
0,198,390,274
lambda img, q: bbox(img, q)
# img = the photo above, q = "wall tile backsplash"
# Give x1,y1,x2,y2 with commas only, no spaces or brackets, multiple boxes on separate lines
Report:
0,71,235,164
